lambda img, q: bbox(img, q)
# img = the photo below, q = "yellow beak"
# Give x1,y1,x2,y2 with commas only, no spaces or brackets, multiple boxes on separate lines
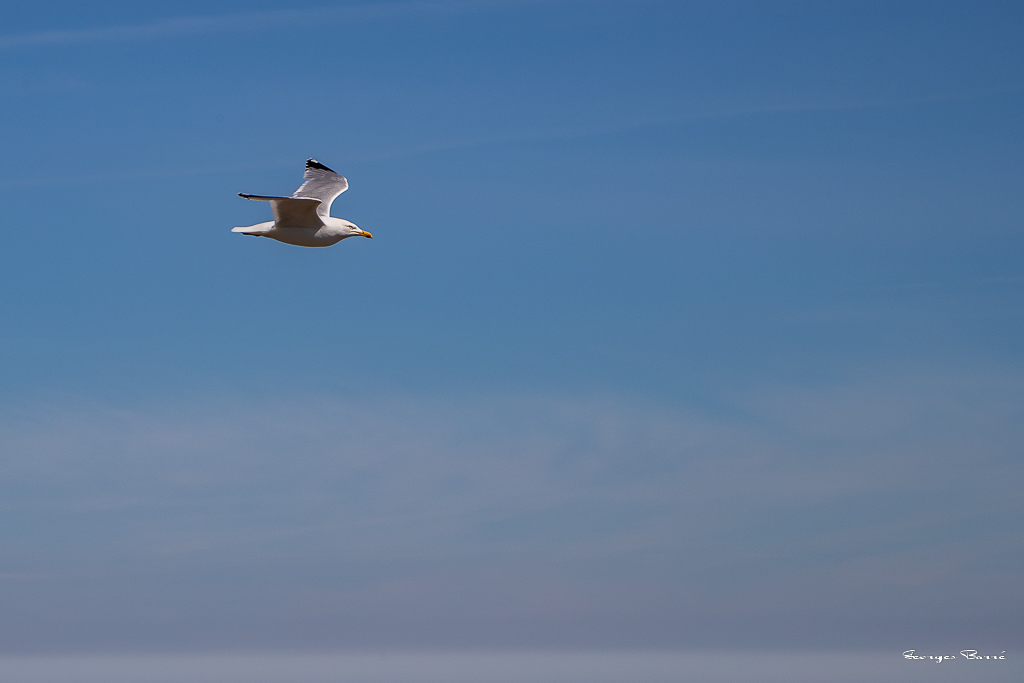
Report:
361,230,373,239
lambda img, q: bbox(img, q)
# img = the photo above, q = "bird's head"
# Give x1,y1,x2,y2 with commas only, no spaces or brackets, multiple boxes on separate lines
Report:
340,219,373,239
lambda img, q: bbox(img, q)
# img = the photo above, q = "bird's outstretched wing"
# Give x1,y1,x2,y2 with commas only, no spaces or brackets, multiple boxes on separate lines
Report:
238,194,323,229
292,158,349,219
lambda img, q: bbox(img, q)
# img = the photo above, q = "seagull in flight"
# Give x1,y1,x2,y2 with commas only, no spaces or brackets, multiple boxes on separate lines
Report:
233,159,372,247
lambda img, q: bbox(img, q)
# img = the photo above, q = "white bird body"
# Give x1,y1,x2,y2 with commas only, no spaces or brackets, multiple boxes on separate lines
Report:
232,217,362,247
233,159,372,247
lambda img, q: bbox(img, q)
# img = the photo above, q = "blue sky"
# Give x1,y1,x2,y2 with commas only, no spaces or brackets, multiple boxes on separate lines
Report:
0,0,1022,677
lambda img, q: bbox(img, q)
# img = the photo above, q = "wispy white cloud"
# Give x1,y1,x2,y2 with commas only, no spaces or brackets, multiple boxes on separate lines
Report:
0,1,565,50
5,84,1018,191
0,371,1021,651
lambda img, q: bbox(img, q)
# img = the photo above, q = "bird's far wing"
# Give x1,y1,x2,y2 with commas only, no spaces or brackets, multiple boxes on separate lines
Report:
291,158,349,218
238,193,323,229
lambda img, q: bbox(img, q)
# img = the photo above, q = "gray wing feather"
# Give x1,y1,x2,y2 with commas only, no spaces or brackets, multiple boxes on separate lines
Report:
292,158,348,218
238,193,323,229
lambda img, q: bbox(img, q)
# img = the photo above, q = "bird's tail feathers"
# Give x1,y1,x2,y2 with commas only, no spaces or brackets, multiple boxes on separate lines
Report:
232,221,274,235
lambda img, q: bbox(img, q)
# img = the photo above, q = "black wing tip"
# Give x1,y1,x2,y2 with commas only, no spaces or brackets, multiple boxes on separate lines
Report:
306,158,336,173
238,192,251,198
